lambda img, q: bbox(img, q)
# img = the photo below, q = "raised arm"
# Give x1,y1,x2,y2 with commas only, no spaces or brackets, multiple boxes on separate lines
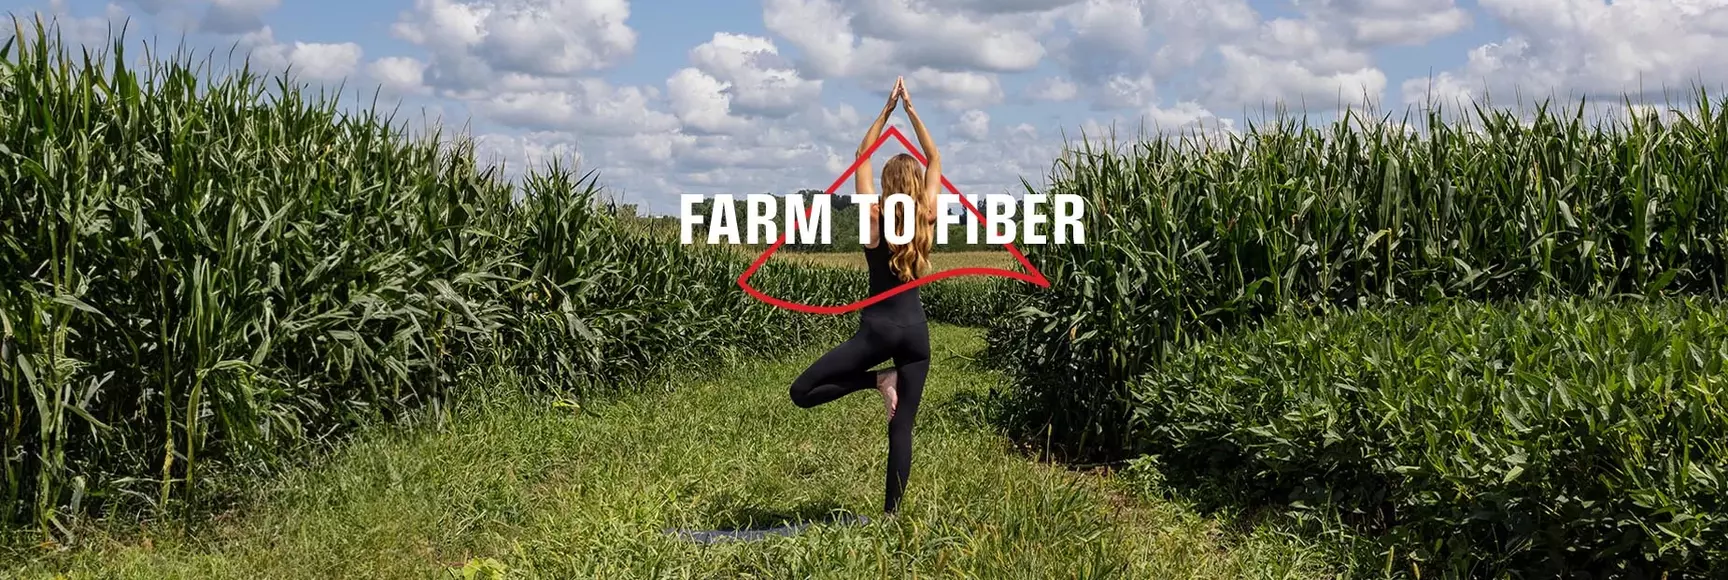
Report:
854,78,903,198
898,83,942,224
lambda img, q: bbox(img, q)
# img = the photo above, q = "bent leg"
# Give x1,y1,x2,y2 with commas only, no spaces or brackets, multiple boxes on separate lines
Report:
789,330,892,409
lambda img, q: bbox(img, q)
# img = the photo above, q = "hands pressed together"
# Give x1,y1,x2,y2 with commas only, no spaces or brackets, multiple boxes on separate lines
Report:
883,76,915,113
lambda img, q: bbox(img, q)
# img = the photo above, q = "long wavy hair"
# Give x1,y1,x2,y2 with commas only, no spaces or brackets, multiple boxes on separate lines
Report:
879,153,934,281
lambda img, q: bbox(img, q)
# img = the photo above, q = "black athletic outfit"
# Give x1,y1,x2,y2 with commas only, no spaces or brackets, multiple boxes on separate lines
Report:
788,210,931,514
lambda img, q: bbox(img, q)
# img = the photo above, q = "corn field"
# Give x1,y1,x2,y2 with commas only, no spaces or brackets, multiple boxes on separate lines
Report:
981,84,1728,574
11,11,1728,576
0,21,992,539
989,92,1728,459
1132,297,1728,574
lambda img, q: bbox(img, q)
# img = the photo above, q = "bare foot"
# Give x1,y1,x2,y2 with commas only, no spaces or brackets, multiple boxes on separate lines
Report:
876,369,899,420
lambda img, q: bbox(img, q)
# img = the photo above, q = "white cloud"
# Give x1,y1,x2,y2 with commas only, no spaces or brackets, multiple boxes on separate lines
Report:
472,79,679,136
951,109,990,141
848,0,1052,74
666,67,750,135
1139,0,1258,74
937,119,1065,196
391,0,487,46
1047,0,1156,85
1292,0,1472,47
903,67,1004,111
1045,0,1415,112
926,0,1079,15
238,27,364,82
687,33,823,118
473,131,584,176
1214,46,1387,110
1025,76,1078,102
391,0,637,91
1405,0,1728,106
1207,18,1388,110
477,0,634,76
615,131,697,165
588,117,847,207
760,0,883,79
763,0,1053,81
1143,101,1233,135
1095,73,1158,109
816,103,864,138
662,33,830,136
368,57,430,96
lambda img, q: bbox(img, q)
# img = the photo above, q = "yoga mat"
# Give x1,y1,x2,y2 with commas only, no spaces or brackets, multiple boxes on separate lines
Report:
665,514,871,544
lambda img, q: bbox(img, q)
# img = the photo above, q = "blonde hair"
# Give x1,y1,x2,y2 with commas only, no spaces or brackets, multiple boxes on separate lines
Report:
879,153,934,282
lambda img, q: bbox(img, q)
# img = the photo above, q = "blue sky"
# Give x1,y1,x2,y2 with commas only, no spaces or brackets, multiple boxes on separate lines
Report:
7,0,1726,214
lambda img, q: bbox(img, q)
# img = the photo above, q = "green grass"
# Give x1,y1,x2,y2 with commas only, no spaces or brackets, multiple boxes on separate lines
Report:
3,326,1336,579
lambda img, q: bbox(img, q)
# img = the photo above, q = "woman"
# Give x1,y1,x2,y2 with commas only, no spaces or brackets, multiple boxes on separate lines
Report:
788,77,941,515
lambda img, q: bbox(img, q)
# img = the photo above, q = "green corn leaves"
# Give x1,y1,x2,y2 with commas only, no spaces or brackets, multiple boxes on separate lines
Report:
983,97,1728,574
0,20,989,539
989,89,1728,461
1131,299,1728,575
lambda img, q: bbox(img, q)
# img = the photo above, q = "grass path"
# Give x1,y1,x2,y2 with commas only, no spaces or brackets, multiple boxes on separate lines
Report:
8,326,1333,579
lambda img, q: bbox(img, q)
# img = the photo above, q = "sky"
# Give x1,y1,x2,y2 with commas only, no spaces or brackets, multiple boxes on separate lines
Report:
5,0,1727,214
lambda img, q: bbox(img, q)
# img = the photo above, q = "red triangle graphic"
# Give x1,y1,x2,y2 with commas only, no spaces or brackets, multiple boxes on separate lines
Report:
736,125,1051,315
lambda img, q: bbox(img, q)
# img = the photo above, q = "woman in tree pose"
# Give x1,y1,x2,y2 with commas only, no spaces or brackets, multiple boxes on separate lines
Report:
788,77,942,515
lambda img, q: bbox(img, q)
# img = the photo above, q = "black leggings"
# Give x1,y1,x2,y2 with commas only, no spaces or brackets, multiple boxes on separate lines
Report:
788,314,931,513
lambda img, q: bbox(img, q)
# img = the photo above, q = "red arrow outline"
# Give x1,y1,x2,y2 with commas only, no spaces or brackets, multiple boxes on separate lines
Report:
735,125,1050,315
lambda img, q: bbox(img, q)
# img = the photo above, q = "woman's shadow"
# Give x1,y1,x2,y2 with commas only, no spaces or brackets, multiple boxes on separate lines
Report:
665,494,870,543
